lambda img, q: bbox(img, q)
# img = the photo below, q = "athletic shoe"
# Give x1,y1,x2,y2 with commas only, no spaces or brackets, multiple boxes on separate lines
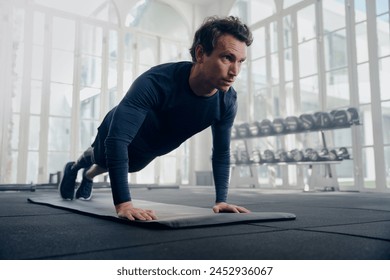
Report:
59,161,78,200
75,169,93,200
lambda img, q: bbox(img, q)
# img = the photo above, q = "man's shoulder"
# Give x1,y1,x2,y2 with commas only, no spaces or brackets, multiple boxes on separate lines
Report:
148,61,193,74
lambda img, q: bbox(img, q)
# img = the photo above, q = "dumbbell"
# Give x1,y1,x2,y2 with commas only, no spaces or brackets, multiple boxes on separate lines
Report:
237,123,250,138
347,107,360,124
276,149,293,162
337,147,350,159
272,118,286,134
314,112,334,128
259,119,273,135
304,148,319,161
331,109,352,127
262,149,276,163
299,113,317,130
236,149,251,164
248,121,261,136
290,149,304,162
318,148,338,161
251,150,262,164
284,116,302,132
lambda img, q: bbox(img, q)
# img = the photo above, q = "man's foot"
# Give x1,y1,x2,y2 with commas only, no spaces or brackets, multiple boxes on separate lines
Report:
59,162,78,200
75,169,93,200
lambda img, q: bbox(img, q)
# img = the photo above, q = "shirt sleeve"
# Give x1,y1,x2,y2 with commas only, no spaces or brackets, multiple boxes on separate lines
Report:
211,98,237,203
105,76,160,205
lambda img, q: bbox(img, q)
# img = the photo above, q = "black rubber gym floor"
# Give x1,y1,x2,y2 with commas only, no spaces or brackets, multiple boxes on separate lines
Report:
1,186,389,260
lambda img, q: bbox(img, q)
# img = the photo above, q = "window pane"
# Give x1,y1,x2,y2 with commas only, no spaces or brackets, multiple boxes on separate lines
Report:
357,63,371,103
11,114,20,149
300,75,319,112
379,57,390,100
80,89,100,119
32,46,44,80
270,21,278,53
51,50,74,84
80,120,99,149
50,83,72,117
124,32,134,62
377,14,390,57
355,0,367,22
28,116,40,150
356,22,369,63
251,28,266,59
271,52,279,84
109,29,118,60
52,17,75,51
326,68,350,109
362,147,375,188
47,152,70,174
376,0,389,15
324,29,347,70
80,56,102,88
136,162,155,184
33,12,45,46
360,104,373,146
299,40,317,77
161,40,180,63
27,151,39,183
48,117,71,151
297,4,316,43
81,24,103,56
300,76,321,112
382,101,390,145
385,146,390,188
138,35,158,66
284,48,293,82
323,0,346,33
283,15,293,48
108,59,117,89
160,156,176,184
30,80,42,114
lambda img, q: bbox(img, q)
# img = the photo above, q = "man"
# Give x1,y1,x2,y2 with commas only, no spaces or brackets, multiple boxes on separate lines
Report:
60,16,253,221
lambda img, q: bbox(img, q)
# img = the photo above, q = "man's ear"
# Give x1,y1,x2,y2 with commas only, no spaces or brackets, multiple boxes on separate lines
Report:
195,45,204,63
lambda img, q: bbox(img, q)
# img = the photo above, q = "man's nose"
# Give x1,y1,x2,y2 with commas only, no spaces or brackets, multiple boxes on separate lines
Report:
229,61,240,76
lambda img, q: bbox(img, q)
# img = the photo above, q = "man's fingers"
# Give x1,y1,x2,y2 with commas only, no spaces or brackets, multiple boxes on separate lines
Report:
118,208,158,221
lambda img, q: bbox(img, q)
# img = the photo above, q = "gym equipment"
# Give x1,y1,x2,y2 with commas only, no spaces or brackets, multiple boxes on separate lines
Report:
249,121,261,136
314,112,334,128
290,149,304,162
331,109,352,127
262,149,276,163
28,193,296,229
272,118,286,134
299,113,316,130
337,147,350,159
318,148,338,161
304,148,319,161
236,149,251,164
347,107,360,124
276,149,293,162
237,123,250,138
284,116,302,132
259,119,273,135
251,150,262,164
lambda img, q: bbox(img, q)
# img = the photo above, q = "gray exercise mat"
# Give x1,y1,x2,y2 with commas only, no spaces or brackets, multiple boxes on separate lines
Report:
28,192,296,228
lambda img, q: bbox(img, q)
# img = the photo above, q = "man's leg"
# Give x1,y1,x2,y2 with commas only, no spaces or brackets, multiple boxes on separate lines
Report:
59,147,95,200
75,164,107,200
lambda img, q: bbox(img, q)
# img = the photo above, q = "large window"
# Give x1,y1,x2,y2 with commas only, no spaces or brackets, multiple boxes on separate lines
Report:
1,0,190,185
229,0,389,191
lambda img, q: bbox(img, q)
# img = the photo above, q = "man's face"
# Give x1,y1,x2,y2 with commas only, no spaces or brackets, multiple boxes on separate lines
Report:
198,34,247,93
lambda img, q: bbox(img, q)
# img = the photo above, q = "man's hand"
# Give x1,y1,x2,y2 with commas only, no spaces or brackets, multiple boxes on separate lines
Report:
115,201,158,221
212,202,251,214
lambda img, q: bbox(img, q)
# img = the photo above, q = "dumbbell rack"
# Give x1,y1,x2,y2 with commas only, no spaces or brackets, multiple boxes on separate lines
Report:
230,123,357,191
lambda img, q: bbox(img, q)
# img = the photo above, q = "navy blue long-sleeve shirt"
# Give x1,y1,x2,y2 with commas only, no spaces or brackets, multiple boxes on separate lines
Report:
92,62,237,205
